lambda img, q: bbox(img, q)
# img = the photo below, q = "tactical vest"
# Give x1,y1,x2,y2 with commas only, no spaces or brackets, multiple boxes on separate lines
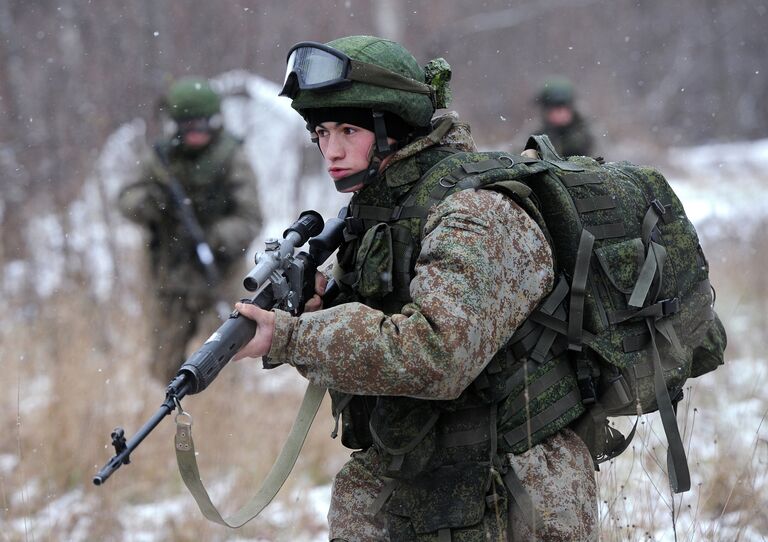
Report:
330,146,586,538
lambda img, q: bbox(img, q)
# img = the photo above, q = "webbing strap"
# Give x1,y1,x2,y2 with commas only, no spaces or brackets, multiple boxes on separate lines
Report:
366,477,397,516
530,328,558,363
623,333,649,353
656,318,685,359
568,229,595,351
500,361,573,426
391,205,429,220
528,311,596,345
461,156,516,174
511,327,543,360
502,389,582,449
628,241,667,308
502,467,540,538
560,172,602,187
509,276,569,358
174,382,327,528
646,318,690,493
509,317,540,345
350,204,394,223
574,195,617,213
540,275,570,313
641,203,661,244
608,297,679,325
586,222,626,239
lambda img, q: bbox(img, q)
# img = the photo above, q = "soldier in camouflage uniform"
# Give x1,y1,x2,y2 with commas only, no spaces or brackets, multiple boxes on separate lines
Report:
234,37,597,540
118,77,262,384
534,76,595,157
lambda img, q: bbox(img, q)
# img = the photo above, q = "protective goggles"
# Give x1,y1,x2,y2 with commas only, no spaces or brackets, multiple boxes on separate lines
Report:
279,41,433,100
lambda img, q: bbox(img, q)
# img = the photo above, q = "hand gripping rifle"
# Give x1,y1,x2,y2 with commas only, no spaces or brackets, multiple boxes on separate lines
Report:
93,210,345,511
153,144,232,320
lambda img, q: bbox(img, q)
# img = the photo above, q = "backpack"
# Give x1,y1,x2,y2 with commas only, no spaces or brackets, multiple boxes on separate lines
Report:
423,135,726,493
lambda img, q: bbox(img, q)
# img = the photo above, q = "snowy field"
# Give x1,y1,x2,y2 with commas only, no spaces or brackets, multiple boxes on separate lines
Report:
1,71,766,541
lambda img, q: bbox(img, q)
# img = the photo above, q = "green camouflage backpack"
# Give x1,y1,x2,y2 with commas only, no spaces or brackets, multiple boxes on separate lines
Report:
422,135,726,493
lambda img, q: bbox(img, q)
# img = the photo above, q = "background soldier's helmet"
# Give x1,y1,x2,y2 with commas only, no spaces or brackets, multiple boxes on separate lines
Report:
289,35,449,129
166,77,222,121
536,76,575,107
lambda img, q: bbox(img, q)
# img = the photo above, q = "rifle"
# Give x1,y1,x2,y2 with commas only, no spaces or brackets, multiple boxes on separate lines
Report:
93,209,345,488
153,144,231,320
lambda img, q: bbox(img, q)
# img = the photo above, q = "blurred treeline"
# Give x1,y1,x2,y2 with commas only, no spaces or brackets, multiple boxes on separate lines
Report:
1,0,766,260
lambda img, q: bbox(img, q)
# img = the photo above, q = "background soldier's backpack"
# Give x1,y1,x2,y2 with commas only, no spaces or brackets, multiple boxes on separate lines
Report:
427,135,726,493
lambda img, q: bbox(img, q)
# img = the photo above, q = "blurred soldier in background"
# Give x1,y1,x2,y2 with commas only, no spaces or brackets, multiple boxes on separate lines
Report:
118,76,263,383
534,76,595,157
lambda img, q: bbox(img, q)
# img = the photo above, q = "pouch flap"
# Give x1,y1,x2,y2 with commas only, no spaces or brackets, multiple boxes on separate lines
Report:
594,238,644,294
387,462,491,534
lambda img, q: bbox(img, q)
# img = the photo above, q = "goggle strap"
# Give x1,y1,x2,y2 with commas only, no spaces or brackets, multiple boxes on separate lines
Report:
349,61,433,96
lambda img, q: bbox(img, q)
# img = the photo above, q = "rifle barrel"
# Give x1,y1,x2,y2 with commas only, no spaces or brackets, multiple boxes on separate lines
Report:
93,379,192,485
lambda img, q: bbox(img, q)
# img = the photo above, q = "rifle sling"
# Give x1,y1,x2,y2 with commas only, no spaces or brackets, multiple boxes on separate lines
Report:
174,382,327,527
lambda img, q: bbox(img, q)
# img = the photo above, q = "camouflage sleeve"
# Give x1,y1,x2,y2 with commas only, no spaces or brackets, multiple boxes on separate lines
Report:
209,147,263,259
268,189,554,400
116,154,170,225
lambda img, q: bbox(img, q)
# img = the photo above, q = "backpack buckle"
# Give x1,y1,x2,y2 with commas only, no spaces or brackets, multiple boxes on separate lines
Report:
651,199,674,223
576,358,597,406
661,297,680,316
651,199,667,216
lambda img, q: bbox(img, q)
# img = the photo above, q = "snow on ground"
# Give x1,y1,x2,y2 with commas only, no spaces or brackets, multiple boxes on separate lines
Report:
665,138,768,236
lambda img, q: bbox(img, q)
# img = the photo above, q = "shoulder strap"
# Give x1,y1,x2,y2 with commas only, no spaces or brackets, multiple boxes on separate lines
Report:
174,382,327,527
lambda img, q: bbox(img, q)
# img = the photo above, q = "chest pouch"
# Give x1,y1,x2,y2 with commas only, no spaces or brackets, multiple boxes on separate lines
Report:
354,222,394,299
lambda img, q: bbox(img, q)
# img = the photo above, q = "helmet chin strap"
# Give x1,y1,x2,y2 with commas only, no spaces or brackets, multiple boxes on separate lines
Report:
332,157,381,192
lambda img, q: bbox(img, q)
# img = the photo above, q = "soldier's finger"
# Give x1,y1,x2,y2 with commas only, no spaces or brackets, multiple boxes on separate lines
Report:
304,294,323,313
315,272,328,295
235,302,264,321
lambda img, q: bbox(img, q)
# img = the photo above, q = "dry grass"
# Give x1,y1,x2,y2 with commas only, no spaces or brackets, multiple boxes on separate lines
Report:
593,215,768,541
0,262,347,541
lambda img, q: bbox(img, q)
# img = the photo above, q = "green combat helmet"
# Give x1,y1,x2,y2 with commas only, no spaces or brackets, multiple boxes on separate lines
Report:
279,35,451,191
536,76,575,107
166,77,222,121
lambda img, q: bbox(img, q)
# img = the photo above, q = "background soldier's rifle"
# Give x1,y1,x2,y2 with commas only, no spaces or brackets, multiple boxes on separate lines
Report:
153,144,232,320
93,209,345,488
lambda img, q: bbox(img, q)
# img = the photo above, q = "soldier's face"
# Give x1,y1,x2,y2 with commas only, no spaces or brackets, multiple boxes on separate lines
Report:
545,105,574,127
314,122,376,192
178,118,213,149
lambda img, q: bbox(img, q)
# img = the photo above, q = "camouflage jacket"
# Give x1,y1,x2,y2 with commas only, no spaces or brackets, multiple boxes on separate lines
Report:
268,114,552,400
118,131,262,294
535,111,595,157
